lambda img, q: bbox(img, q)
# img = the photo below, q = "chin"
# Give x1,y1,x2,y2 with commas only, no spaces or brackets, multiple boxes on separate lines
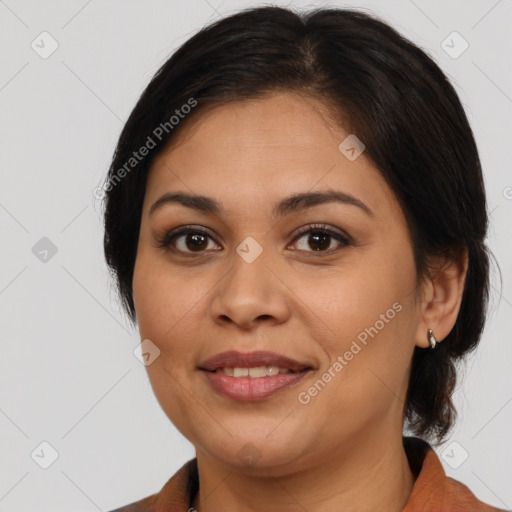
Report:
193,424,313,472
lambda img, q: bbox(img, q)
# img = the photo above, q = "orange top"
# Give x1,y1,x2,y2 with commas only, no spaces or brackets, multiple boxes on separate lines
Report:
108,436,507,512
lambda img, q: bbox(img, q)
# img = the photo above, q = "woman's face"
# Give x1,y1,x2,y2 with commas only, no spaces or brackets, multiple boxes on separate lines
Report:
132,91,427,473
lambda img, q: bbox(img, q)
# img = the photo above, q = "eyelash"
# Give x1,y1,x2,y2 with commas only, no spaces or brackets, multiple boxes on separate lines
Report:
154,223,352,257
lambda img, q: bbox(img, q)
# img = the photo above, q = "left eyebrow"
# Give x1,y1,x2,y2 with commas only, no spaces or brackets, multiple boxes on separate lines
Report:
149,190,373,218
273,190,373,218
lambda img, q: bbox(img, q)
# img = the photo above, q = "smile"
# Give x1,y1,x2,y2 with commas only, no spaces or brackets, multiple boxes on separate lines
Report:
213,366,294,377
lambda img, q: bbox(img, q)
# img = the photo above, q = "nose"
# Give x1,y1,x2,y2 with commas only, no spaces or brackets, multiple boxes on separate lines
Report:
208,247,291,331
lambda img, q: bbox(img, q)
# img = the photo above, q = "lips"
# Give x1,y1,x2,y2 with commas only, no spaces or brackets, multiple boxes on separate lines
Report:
198,350,314,401
198,350,311,373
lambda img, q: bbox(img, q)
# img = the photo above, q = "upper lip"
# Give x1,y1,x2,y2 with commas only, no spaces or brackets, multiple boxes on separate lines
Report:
199,350,312,372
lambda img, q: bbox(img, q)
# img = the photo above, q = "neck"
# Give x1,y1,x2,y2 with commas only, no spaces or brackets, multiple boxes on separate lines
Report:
191,430,416,512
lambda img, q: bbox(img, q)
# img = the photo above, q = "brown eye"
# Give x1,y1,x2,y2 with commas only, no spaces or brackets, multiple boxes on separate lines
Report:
180,232,210,252
155,226,221,254
290,224,351,253
298,232,333,251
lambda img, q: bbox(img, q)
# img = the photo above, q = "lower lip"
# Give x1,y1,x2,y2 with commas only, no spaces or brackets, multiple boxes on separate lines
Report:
201,370,310,401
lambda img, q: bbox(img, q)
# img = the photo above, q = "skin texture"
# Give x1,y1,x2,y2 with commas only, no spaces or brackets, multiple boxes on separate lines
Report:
132,91,468,512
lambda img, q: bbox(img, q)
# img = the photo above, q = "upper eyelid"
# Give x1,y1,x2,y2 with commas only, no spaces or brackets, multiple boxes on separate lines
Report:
293,223,349,239
168,223,347,239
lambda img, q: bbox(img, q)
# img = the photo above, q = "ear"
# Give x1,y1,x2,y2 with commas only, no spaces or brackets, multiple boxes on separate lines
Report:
414,248,469,349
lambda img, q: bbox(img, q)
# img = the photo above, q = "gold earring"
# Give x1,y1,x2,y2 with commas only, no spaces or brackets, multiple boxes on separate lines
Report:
427,329,437,350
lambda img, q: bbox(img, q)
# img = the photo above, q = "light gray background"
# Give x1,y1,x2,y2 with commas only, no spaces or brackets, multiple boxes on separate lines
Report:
0,0,511,510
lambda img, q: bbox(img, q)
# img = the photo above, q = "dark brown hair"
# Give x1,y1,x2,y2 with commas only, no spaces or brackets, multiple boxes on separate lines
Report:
101,6,495,444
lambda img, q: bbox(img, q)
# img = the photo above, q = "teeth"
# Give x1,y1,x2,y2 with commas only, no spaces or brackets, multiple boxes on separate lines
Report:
215,366,293,378
249,366,267,378
233,367,249,378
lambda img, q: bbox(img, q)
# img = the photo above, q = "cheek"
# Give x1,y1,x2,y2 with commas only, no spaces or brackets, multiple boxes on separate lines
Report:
295,240,417,408
290,248,414,352
296,298,414,442
132,253,204,433
132,249,223,394
133,249,196,342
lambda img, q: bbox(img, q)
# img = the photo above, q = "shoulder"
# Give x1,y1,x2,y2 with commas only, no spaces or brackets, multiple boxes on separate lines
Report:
106,458,198,512
106,493,158,512
446,476,509,512
403,436,508,512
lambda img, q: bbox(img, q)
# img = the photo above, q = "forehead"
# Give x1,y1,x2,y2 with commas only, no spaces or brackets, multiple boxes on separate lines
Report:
144,92,397,218
155,92,344,162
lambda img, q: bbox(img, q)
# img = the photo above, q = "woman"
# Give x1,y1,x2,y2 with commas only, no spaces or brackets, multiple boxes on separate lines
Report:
102,6,505,512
